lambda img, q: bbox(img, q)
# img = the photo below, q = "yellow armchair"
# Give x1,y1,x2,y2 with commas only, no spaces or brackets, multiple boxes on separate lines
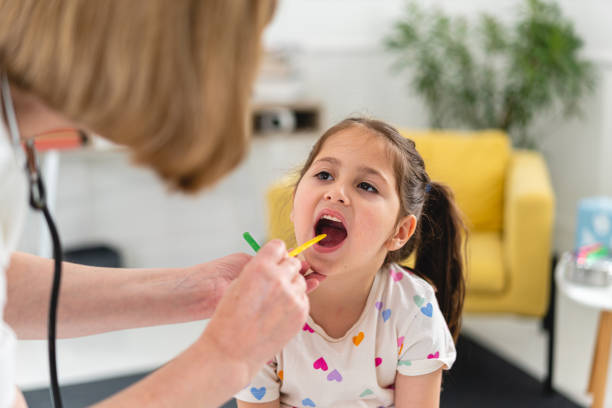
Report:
266,130,555,318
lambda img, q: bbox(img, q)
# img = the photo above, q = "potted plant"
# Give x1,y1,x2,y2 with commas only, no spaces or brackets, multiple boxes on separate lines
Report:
384,0,596,149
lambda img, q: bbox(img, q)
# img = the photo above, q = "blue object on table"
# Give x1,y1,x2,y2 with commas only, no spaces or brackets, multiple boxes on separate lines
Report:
575,197,612,250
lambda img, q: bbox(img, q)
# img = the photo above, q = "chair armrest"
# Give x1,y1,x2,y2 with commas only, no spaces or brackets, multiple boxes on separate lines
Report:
503,150,555,315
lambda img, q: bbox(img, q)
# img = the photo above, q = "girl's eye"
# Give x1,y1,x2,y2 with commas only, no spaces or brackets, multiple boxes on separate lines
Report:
315,171,333,181
358,181,378,193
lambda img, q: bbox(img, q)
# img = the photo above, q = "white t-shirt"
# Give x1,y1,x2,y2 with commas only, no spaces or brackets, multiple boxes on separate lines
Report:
0,120,27,408
235,263,456,407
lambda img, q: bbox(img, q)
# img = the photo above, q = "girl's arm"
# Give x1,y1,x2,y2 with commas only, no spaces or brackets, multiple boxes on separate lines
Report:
394,368,443,408
236,399,280,408
4,251,249,339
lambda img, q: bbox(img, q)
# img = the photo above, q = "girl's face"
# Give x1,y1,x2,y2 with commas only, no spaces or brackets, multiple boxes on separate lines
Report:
292,128,416,276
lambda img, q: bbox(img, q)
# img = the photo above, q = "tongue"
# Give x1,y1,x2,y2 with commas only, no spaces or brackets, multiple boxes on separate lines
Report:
320,225,347,247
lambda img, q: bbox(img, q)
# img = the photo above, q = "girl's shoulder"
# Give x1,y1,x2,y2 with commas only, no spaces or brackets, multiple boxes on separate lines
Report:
386,263,436,294
381,263,437,307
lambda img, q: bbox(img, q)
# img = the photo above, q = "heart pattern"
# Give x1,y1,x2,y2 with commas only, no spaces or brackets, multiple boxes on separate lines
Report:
375,301,383,310
313,357,328,371
375,357,382,367
353,331,364,346
250,387,266,400
278,370,283,381
421,302,433,317
327,369,343,382
397,336,405,347
303,323,314,333
360,388,374,398
398,360,412,366
427,351,440,359
382,308,391,322
413,295,425,307
302,397,316,407
390,269,403,282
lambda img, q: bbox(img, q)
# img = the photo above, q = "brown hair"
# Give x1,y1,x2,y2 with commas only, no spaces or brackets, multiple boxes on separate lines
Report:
0,0,276,192
296,117,467,340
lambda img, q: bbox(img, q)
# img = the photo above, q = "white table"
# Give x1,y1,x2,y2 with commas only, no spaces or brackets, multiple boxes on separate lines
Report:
556,252,612,408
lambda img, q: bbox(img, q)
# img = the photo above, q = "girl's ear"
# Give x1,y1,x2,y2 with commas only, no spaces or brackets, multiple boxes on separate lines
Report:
386,214,417,251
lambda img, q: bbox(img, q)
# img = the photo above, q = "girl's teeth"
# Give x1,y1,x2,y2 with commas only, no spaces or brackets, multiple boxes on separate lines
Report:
322,214,342,223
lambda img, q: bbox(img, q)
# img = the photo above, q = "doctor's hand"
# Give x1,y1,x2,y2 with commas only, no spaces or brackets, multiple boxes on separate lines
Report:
199,239,310,382
184,252,253,319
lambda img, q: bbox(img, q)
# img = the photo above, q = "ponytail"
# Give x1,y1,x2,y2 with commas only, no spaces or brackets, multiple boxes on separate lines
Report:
414,181,466,341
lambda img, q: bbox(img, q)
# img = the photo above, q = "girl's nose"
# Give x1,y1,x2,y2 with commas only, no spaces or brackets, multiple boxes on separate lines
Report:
324,188,349,205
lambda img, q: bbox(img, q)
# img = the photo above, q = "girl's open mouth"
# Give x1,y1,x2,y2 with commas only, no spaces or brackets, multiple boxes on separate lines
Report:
314,213,348,252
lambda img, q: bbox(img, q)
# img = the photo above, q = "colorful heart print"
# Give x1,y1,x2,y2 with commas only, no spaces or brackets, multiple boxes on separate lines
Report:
250,386,266,400
382,308,392,322
398,360,412,366
327,369,343,382
303,323,314,333
427,351,440,359
421,302,433,317
360,389,374,398
302,397,316,407
313,357,328,371
278,370,283,381
375,357,383,367
413,295,425,307
353,331,365,346
397,336,405,347
390,269,403,282
375,301,383,310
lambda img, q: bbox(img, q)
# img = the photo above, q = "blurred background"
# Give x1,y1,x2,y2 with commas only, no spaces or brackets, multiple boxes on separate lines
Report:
16,0,612,407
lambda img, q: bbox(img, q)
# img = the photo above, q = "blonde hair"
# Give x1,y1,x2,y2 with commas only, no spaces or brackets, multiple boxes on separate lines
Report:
0,0,276,192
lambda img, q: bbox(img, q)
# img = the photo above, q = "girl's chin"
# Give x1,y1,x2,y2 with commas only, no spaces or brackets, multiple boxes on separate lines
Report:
304,255,343,277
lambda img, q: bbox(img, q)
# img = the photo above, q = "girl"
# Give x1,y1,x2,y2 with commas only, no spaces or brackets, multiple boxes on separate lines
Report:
236,118,466,407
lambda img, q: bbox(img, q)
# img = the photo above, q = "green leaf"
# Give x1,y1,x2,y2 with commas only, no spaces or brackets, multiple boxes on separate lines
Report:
382,0,596,148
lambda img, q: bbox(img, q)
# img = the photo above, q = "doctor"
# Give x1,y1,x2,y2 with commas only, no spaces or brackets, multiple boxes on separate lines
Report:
0,1,324,407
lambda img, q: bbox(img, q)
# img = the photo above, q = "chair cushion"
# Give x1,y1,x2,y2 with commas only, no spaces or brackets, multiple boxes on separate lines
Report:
400,130,511,231
466,231,505,293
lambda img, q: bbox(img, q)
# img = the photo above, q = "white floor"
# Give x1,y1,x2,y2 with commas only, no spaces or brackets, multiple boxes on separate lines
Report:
13,135,612,407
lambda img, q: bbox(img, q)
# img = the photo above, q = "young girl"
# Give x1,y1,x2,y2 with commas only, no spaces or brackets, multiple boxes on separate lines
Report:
235,118,466,407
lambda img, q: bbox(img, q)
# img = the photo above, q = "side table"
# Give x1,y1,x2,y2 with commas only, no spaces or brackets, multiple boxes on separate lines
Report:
556,253,612,408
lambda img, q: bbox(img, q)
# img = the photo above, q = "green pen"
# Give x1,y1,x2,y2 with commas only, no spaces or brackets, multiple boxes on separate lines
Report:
243,232,261,253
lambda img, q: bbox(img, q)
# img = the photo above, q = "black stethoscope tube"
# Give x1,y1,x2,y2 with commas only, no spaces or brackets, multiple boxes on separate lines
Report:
26,145,64,408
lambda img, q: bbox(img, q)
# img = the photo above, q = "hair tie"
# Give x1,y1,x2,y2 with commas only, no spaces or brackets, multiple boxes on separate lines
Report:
425,183,432,193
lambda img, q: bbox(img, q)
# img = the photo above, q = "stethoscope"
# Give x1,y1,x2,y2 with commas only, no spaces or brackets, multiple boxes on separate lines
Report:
1,72,64,408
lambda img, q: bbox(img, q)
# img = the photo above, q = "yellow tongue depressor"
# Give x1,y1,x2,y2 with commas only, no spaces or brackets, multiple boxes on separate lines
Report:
288,234,327,257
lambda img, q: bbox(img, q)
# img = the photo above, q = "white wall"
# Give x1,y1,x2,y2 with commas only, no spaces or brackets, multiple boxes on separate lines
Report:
264,0,612,252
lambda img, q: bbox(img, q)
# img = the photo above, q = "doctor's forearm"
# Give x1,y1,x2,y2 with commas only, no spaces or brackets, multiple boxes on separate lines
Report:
92,332,253,408
5,252,212,339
